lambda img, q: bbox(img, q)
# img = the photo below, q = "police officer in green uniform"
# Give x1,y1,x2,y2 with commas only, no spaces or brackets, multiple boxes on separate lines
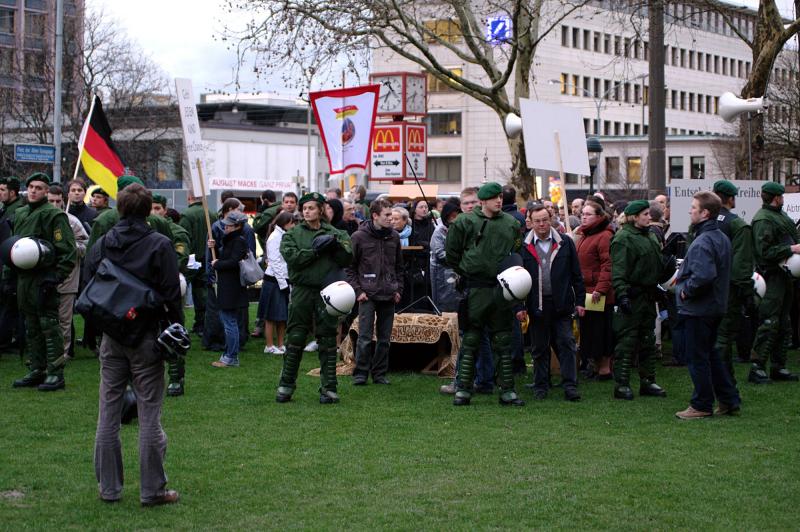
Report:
1,176,24,225
276,192,353,404
610,199,674,400
179,194,217,334
252,189,281,252
712,180,755,382
445,182,524,407
87,175,174,252
91,188,111,213
749,182,800,384
152,194,190,396
8,173,76,390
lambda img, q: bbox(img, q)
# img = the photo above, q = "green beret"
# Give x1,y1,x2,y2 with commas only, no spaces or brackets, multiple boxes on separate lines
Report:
478,182,502,200
624,199,650,216
762,182,785,196
712,180,738,197
117,175,144,192
92,188,109,197
299,191,326,206
25,172,51,187
152,193,167,207
3,176,20,191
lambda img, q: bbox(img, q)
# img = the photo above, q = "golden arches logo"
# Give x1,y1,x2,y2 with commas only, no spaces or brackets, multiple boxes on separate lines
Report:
407,128,425,152
373,128,400,152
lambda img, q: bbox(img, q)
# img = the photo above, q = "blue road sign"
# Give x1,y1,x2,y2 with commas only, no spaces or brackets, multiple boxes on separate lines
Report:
14,144,56,164
487,16,512,45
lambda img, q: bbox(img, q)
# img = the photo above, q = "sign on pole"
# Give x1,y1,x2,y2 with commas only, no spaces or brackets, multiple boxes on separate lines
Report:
371,124,403,179
669,179,764,233
175,78,206,196
519,98,591,176
405,124,426,179
14,144,55,164
783,193,800,222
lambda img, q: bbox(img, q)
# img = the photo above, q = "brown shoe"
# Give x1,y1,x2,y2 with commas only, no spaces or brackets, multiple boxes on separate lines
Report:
714,403,741,416
141,490,179,507
675,406,712,420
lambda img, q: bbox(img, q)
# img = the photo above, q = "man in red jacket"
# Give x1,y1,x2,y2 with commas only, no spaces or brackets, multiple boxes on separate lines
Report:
347,198,403,385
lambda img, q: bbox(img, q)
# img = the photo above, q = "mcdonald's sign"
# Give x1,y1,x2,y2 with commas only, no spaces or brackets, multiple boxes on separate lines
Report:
369,122,426,181
373,126,401,152
407,126,425,153
405,124,426,179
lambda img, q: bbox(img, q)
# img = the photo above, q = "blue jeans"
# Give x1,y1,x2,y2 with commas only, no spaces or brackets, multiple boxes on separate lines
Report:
219,309,240,366
680,314,740,412
530,297,578,393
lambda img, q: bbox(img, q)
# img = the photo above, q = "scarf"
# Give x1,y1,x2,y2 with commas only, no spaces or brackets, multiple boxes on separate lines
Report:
398,224,412,246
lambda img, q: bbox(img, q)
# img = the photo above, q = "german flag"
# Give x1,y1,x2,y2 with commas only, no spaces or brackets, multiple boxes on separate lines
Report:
77,96,125,198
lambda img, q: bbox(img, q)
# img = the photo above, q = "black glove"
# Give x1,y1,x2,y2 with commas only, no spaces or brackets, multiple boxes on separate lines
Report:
618,295,632,315
312,234,337,254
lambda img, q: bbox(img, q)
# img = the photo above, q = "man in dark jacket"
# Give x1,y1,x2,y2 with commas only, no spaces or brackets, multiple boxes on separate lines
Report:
66,179,97,227
84,183,181,506
674,191,740,419
347,198,403,385
516,204,586,401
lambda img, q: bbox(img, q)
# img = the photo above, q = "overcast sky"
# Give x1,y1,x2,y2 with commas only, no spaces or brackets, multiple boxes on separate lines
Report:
91,0,797,100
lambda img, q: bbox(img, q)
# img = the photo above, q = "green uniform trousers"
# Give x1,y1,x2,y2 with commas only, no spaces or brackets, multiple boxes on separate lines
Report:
715,286,744,380
21,292,63,378
456,286,515,397
279,285,339,394
613,295,657,386
752,272,793,370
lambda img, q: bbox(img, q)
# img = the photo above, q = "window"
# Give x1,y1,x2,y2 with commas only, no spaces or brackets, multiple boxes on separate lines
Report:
605,157,620,183
680,49,686,68
0,46,13,74
425,112,461,136
669,156,684,180
583,29,590,50
24,12,45,37
644,41,649,60
603,34,611,54
427,156,461,183
24,51,44,77
426,68,462,93
627,157,642,183
559,72,567,94
593,31,600,52
689,50,694,69
671,47,677,66
422,19,462,44
680,91,686,111
571,74,579,96
614,36,621,55
565,172,578,184
722,57,728,76
773,160,782,182
572,27,580,48
561,25,569,46
0,8,13,34
690,156,705,179
714,55,719,74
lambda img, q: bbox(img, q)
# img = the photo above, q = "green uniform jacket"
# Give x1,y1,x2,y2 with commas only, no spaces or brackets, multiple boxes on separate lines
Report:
1,196,24,226
445,206,521,283
252,202,281,251
725,214,755,290
179,202,217,262
87,208,173,251
610,223,667,298
169,219,191,273
7,199,76,312
281,220,352,288
751,204,798,271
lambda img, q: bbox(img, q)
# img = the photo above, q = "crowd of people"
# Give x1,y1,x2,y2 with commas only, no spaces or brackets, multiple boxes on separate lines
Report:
1,171,799,504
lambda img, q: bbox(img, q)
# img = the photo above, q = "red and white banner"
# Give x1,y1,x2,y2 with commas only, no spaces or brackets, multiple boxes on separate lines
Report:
310,85,380,176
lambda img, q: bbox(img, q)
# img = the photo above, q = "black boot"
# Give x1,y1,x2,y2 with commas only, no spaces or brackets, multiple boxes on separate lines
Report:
13,369,46,388
167,379,185,397
453,391,471,406
640,380,667,397
275,386,293,403
748,364,771,384
319,390,340,404
770,368,799,382
38,375,65,392
613,385,634,400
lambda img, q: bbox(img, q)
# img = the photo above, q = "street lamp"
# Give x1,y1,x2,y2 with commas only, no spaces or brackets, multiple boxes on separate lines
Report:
586,136,603,195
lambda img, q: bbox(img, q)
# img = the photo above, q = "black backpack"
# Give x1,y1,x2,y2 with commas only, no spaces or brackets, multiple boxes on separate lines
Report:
76,239,164,346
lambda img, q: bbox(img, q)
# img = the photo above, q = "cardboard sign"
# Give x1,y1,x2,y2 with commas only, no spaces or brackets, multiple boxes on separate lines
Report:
519,98,591,176
669,179,765,233
175,78,206,196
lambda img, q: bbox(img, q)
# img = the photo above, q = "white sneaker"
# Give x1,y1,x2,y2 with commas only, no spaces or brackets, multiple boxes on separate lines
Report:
276,345,286,354
304,340,318,352
264,345,278,354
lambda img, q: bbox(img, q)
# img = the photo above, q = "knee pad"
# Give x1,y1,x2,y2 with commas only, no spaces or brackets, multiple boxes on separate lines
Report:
462,330,481,351
317,336,337,351
286,331,307,347
492,332,513,353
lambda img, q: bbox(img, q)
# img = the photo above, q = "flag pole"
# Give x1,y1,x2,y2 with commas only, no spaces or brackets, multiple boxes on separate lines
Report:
71,94,97,183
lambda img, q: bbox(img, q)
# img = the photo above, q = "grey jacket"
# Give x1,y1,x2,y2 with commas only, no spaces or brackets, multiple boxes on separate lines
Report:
675,219,731,317
58,212,88,295
430,222,461,312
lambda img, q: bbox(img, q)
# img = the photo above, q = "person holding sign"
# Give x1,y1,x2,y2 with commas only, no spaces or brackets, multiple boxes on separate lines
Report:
610,200,675,400
749,182,800,384
574,196,615,381
276,192,353,405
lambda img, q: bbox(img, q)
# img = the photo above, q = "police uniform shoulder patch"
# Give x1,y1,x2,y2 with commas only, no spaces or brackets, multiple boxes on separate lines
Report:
54,228,62,242
717,214,725,222
175,243,186,254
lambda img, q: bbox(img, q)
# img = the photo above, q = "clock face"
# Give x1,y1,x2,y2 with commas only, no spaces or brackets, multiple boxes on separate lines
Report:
405,75,426,114
375,75,403,114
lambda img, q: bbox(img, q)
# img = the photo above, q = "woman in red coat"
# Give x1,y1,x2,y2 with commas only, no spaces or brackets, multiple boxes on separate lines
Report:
574,197,615,379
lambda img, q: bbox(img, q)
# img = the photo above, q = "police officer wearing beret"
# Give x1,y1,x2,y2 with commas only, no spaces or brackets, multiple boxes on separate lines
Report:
749,182,800,384
712,180,755,382
7,173,76,390
276,192,353,404
610,199,674,400
446,182,525,407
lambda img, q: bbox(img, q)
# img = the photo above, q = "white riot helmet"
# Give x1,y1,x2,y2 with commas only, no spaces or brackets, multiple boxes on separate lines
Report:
8,237,54,270
780,254,800,278
179,273,187,297
752,271,766,299
497,266,532,302
320,281,356,317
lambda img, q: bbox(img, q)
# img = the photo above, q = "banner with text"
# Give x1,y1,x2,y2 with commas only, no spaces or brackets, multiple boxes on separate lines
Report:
175,78,206,196
669,179,765,233
783,193,800,222
311,85,380,176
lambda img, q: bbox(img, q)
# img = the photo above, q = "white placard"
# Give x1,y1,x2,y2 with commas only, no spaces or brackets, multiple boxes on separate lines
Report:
519,98,591,176
782,193,800,222
175,78,205,196
669,179,765,233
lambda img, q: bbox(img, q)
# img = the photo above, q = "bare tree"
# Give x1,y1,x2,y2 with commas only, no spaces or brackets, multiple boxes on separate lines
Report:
762,52,799,173
222,0,596,197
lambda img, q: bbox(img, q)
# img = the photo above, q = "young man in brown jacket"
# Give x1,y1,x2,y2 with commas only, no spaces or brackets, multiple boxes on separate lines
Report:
346,198,403,385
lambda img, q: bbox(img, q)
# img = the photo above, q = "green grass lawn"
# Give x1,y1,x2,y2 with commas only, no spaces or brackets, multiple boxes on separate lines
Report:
1,305,799,530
